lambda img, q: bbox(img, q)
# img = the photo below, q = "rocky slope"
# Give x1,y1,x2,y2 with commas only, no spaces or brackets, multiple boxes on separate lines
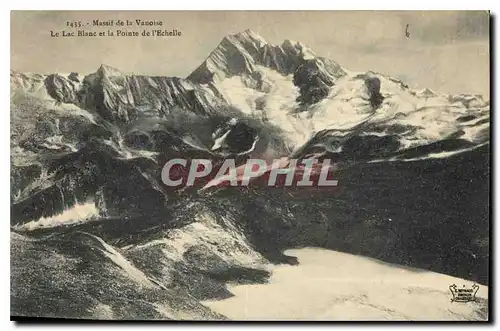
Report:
10,30,490,320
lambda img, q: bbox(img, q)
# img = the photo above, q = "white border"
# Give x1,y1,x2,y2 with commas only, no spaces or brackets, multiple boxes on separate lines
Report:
2,2,497,330
5,1,498,10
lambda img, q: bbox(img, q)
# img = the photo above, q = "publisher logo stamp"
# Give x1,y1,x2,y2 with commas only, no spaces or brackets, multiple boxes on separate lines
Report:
449,284,480,303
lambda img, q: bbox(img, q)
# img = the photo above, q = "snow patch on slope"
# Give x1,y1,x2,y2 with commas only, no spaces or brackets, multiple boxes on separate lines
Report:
13,201,100,231
129,208,268,269
214,66,489,153
203,248,488,321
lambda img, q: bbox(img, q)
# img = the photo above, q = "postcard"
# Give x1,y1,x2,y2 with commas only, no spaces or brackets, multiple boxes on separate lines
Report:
10,10,490,321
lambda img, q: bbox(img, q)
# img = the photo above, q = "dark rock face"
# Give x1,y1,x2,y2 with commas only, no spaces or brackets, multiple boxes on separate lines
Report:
68,72,81,82
293,59,336,106
10,164,42,199
364,76,384,108
341,134,401,161
124,131,154,150
260,43,303,75
11,144,166,224
212,119,259,154
75,66,224,123
456,115,478,123
36,65,226,124
353,74,384,109
223,122,258,154
44,74,78,104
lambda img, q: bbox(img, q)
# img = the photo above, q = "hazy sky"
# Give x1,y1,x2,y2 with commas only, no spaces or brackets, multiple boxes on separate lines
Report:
11,11,490,97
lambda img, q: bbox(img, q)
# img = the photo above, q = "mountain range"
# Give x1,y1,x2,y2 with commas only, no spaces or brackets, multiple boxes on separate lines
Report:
10,29,490,320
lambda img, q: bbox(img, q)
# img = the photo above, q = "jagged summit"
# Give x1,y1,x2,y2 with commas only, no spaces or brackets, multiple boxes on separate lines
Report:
223,29,268,47
417,88,437,98
187,30,341,85
96,64,123,77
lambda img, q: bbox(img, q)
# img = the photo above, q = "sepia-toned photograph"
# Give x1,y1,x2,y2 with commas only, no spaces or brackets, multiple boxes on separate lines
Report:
10,10,490,321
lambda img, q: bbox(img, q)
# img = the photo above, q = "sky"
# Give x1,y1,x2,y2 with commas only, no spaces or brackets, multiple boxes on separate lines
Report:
11,11,490,97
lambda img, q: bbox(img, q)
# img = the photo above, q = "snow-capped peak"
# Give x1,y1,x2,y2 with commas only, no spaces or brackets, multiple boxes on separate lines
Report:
187,30,342,85
10,30,490,162
417,88,437,98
